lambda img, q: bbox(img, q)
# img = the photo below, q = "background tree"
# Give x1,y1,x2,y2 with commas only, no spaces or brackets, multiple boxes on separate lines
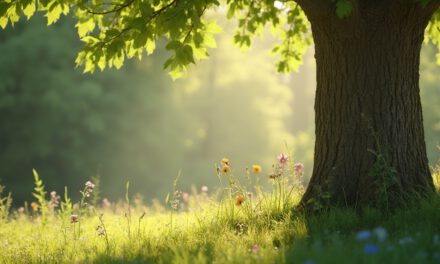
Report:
2,0,440,209
0,13,303,204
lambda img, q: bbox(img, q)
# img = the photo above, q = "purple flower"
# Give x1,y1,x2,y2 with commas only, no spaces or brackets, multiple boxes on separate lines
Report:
293,163,305,173
277,153,289,164
364,244,379,255
356,230,372,241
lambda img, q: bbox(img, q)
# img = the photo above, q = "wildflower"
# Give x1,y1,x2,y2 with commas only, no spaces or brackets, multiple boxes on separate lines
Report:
50,191,60,208
84,180,95,197
96,225,106,236
268,172,281,179
235,223,246,234
85,181,95,189
31,202,39,212
373,227,387,242
277,153,289,164
364,243,379,255
17,207,25,214
171,199,180,210
221,165,231,174
293,163,305,173
70,214,79,223
252,165,262,174
221,158,230,166
201,186,209,193
303,260,316,264
182,192,190,202
251,244,260,254
102,198,111,208
235,195,246,206
247,192,253,198
85,181,95,190
356,230,372,241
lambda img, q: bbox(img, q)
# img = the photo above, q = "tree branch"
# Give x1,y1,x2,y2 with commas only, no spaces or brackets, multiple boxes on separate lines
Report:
82,0,136,15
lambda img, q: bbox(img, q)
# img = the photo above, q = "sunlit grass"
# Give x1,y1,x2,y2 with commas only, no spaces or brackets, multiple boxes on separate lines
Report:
1,156,440,263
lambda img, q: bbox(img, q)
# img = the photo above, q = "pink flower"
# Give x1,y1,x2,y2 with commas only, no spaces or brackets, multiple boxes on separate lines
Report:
102,198,111,208
201,186,209,193
251,244,260,254
182,192,190,202
294,163,304,173
277,153,289,164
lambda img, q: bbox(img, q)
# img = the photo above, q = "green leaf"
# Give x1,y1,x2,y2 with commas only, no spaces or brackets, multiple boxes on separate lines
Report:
22,0,36,20
166,40,183,51
0,17,8,29
46,2,62,25
76,18,95,38
145,39,155,54
336,0,352,18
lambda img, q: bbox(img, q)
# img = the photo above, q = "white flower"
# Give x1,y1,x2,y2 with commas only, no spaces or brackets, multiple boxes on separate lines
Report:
373,227,387,242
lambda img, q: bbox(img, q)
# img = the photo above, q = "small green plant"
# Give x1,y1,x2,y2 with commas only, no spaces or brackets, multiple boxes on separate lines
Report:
32,169,48,222
90,174,101,207
60,186,73,216
0,184,12,221
125,181,132,239
97,213,110,253
364,114,400,211
166,171,181,233
304,182,331,212
368,149,399,211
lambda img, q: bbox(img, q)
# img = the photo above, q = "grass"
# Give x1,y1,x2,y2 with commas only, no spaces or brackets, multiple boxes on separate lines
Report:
1,159,440,263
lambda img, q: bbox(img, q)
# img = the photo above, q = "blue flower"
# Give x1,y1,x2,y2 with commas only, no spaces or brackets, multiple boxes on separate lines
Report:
303,260,316,264
356,230,372,241
364,244,379,255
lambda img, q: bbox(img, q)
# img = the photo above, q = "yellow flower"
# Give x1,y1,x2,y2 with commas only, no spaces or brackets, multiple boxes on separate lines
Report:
252,165,262,174
235,195,246,206
221,165,231,174
221,158,230,166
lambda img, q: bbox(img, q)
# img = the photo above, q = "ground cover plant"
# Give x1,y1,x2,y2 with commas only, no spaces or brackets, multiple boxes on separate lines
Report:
1,155,440,263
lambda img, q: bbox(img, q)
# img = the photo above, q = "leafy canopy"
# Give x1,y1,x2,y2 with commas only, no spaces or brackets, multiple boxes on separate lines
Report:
1,0,439,78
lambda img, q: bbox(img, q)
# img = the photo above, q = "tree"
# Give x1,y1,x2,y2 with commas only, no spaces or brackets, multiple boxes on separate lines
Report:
2,0,440,210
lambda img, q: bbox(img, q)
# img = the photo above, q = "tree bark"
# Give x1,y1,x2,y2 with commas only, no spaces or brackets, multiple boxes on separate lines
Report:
298,1,437,209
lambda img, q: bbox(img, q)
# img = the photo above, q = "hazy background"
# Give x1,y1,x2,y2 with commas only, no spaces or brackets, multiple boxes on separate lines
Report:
0,14,439,204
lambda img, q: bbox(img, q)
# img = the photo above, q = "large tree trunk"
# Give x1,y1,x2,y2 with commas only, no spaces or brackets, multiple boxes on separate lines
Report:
297,1,438,210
